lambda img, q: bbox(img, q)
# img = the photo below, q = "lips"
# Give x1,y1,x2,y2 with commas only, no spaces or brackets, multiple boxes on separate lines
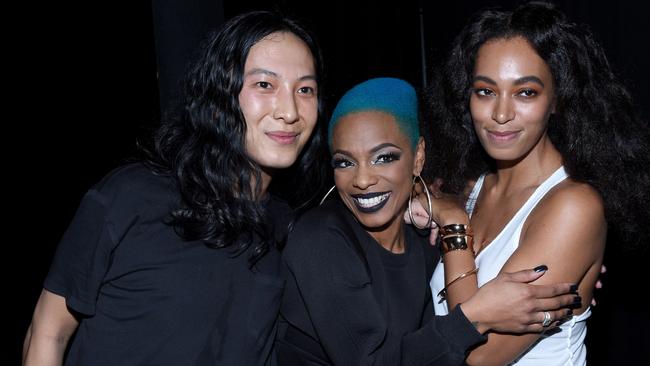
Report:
350,191,391,213
266,131,299,144
486,129,520,143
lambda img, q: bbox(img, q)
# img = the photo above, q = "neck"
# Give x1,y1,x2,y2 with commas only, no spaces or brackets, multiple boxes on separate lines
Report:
252,167,273,201
366,210,406,254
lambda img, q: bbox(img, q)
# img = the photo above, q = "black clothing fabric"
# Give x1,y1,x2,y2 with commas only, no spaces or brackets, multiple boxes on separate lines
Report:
45,163,292,366
276,200,485,366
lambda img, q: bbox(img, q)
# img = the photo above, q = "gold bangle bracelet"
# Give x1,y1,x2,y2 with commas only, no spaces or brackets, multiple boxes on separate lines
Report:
437,267,479,299
441,235,474,254
440,223,472,236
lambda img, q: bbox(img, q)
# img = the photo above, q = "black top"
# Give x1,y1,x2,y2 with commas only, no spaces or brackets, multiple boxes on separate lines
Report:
276,200,485,366
44,163,292,366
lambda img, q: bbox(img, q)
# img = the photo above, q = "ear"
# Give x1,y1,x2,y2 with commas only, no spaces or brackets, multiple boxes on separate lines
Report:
413,137,425,176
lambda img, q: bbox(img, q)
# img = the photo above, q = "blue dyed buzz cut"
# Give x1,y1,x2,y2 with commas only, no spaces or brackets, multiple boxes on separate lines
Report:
328,77,420,150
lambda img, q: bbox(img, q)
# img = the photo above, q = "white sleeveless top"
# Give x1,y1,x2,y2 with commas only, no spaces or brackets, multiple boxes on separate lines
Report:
430,166,591,365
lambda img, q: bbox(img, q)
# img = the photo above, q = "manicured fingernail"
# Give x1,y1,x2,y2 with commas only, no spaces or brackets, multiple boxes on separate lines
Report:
534,265,548,272
571,296,582,308
569,284,578,293
566,309,573,317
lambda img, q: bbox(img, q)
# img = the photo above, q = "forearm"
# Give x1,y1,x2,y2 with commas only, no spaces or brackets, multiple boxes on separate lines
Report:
23,327,72,366
443,250,478,308
24,289,79,366
399,306,486,366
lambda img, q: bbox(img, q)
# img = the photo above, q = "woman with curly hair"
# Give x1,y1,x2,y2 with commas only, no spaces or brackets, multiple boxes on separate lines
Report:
422,2,650,365
23,11,327,365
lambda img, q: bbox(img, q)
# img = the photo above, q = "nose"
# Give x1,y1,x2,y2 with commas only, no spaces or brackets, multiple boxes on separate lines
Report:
353,164,378,190
491,95,515,124
273,87,299,124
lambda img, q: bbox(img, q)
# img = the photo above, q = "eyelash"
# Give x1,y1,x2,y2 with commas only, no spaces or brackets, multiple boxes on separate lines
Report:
332,158,353,169
473,87,539,99
331,152,400,169
254,82,316,96
373,152,400,164
517,89,537,97
473,88,494,97
298,86,315,95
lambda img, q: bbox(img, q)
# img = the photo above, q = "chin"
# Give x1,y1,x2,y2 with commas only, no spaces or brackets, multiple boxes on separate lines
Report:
353,211,398,231
261,154,300,169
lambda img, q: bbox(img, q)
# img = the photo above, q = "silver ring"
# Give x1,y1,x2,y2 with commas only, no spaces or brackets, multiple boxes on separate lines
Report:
541,311,552,327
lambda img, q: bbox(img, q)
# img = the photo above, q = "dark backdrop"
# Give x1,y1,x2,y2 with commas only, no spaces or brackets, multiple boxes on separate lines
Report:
12,1,648,364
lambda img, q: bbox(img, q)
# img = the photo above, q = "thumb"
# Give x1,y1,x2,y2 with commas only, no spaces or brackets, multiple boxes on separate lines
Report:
504,265,548,283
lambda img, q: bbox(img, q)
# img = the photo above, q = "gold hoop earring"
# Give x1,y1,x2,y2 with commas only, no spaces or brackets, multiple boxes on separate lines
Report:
408,175,432,229
319,185,337,206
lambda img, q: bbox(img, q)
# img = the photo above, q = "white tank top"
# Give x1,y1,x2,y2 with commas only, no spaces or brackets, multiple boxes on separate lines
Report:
430,166,591,365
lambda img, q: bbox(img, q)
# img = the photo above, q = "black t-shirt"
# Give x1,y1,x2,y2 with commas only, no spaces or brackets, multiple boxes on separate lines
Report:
276,200,485,365
374,228,430,342
45,163,292,365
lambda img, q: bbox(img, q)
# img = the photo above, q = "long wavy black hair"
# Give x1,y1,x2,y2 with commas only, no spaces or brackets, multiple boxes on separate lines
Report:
423,1,650,248
144,11,328,263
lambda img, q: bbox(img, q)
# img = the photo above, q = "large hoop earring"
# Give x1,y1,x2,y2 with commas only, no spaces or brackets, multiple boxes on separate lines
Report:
319,185,337,206
408,175,433,229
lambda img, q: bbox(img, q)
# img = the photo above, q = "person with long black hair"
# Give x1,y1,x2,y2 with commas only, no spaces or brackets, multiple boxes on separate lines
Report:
422,2,650,365
23,11,326,366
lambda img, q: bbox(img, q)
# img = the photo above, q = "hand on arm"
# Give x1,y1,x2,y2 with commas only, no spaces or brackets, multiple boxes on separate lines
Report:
460,267,577,334
457,184,606,365
23,289,79,366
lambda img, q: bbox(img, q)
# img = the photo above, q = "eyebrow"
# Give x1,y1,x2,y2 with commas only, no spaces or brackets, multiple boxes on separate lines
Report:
245,68,277,78
332,143,402,156
244,68,317,81
473,75,545,87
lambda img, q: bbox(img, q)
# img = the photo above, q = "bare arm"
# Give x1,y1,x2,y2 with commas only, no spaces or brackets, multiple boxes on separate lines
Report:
411,187,579,334
23,289,79,366
446,184,606,366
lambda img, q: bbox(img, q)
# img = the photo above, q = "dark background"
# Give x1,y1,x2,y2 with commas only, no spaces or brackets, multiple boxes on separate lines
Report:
11,0,649,364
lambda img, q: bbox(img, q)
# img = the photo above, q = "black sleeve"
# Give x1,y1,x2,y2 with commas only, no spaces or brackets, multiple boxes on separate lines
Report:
283,211,485,366
44,189,119,315
44,166,144,316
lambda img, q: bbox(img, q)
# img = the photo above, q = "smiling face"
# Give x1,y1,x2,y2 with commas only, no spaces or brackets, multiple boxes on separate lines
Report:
470,36,556,164
331,111,424,234
238,31,318,176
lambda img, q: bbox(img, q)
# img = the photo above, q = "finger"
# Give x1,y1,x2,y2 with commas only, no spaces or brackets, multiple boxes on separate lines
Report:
429,227,439,246
533,294,582,312
528,284,578,300
502,265,548,283
403,210,412,224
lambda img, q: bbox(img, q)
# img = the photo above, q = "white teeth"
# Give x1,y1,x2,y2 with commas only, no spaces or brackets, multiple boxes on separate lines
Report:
356,193,390,208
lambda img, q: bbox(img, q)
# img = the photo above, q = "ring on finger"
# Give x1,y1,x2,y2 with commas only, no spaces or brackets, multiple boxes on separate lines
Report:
541,311,552,327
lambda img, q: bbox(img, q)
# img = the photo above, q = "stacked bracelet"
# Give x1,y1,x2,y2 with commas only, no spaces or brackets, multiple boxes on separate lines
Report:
437,267,479,299
440,224,474,254
440,224,472,236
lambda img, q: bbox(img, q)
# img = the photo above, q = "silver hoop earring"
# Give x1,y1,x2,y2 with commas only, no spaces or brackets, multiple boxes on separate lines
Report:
319,185,337,206
408,175,433,229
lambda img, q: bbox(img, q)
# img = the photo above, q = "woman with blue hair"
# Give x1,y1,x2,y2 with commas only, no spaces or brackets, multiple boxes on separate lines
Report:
275,77,578,365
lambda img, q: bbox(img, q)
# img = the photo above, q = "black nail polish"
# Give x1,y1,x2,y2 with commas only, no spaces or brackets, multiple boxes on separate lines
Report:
569,284,578,293
566,309,573,317
571,296,582,308
534,265,548,273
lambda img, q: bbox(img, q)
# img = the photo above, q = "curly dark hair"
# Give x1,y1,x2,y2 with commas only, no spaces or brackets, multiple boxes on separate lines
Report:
423,1,650,247
144,11,327,264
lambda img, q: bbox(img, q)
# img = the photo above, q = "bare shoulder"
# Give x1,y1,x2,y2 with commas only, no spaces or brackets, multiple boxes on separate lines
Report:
535,179,604,221
523,179,606,250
